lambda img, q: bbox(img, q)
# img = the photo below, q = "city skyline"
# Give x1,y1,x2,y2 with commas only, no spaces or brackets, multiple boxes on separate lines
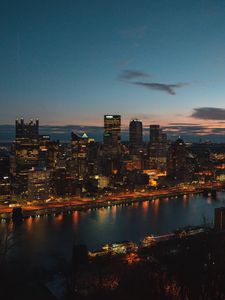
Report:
1,0,225,136
2,2,225,299
2,118,225,143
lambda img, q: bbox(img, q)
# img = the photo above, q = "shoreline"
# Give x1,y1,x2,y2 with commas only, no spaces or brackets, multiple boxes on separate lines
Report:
0,188,212,221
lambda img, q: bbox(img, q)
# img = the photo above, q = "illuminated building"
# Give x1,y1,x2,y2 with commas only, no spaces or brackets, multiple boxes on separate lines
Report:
103,115,121,156
11,118,59,195
167,137,187,180
71,132,90,179
215,170,225,181
141,235,156,247
16,118,39,139
150,124,161,143
123,155,142,171
129,119,143,148
0,148,11,201
148,125,168,171
96,175,110,189
86,141,100,176
85,175,110,192
101,241,138,255
104,115,121,144
214,207,225,231
102,115,122,175
28,168,51,200
39,135,59,169
0,148,10,177
12,119,40,194
57,143,70,168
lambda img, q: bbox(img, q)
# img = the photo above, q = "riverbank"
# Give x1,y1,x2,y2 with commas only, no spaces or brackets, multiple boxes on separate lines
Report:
0,187,215,221
89,225,208,257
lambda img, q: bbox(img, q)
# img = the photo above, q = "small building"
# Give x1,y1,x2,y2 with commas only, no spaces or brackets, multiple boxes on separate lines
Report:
215,170,225,181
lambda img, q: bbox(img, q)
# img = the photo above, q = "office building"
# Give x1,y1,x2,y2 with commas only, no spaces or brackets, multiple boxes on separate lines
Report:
16,118,39,139
71,132,90,179
129,119,143,147
150,125,161,143
0,148,11,201
12,119,40,194
28,168,51,200
103,115,121,157
39,135,60,169
167,137,187,179
148,125,168,171
12,118,58,195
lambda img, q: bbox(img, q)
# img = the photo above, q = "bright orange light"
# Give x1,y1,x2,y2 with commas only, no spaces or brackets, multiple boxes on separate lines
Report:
73,211,79,225
125,253,141,265
111,205,117,219
55,213,63,223
149,178,157,187
26,216,34,231
142,200,148,214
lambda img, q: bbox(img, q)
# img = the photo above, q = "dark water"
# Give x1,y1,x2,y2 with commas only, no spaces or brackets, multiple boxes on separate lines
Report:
1,192,225,269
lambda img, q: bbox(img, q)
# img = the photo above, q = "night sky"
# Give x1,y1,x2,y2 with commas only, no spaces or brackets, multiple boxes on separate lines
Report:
1,0,225,137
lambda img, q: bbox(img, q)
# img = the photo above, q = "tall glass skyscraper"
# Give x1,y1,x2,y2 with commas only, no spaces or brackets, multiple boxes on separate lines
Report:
103,115,121,146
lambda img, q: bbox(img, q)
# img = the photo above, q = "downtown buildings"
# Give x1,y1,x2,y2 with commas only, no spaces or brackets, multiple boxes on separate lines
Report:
0,115,222,203
10,118,59,200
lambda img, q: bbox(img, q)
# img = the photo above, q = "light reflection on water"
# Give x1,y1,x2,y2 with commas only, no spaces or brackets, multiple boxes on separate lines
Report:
1,192,225,269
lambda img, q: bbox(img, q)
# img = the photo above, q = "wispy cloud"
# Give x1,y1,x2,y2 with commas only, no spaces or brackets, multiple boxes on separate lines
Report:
119,68,188,95
132,81,187,95
119,26,147,39
119,69,149,80
191,107,225,120
169,122,202,126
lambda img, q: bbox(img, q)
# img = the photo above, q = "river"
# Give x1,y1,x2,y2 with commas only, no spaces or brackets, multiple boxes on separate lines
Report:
1,192,225,270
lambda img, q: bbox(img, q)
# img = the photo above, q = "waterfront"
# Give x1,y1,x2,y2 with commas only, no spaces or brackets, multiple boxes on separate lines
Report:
1,192,225,270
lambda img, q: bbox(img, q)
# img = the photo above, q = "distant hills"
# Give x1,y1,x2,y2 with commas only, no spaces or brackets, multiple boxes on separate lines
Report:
0,124,225,143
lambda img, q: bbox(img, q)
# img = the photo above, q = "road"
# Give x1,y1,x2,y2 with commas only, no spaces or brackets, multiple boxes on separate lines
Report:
0,182,223,215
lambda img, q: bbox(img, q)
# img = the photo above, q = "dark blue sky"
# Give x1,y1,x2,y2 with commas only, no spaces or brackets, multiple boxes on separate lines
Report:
1,0,225,136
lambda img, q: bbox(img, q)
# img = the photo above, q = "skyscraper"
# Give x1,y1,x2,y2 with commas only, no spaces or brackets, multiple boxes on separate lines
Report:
16,118,39,139
150,125,161,143
103,115,121,156
104,115,121,145
148,125,168,171
102,115,122,175
28,167,51,201
167,137,187,180
12,119,40,194
129,119,143,147
70,132,89,179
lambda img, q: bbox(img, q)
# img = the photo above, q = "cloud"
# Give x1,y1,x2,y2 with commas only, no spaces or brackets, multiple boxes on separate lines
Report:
119,68,188,95
169,122,202,126
119,69,149,80
119,26,147,39
163,125,206,134
191,107,225,120
132,82,187,95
